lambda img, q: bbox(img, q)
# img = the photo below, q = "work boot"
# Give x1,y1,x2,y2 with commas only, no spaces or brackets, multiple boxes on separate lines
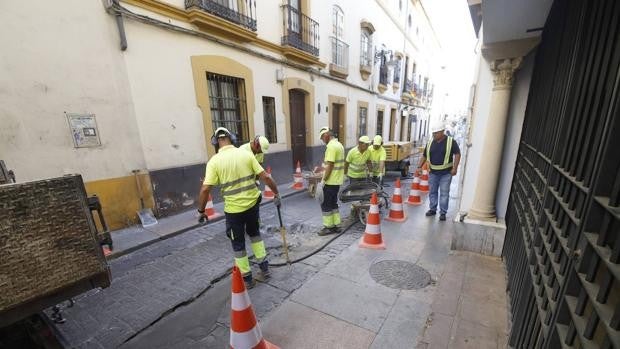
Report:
259,261,271,279
330,226,342,234
425,210,436,217
439,213,446,221
243,274,256,289
318,227,335,236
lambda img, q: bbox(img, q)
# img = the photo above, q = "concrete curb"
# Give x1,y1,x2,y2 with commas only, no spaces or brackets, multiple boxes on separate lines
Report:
107,188,308,260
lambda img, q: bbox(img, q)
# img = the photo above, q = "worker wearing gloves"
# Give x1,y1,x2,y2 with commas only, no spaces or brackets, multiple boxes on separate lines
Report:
344,136,373,183
240,135,269,164
316,127,345,236
198,127,281,289
368,135,387,185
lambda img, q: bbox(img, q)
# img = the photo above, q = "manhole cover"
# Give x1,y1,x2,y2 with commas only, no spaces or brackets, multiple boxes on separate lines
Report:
369,260,431,290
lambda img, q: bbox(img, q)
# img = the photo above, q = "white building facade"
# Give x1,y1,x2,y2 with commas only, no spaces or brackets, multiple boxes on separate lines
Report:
0,0,442,228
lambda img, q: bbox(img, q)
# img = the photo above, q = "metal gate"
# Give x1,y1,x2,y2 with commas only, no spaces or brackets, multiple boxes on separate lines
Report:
503,0,620,347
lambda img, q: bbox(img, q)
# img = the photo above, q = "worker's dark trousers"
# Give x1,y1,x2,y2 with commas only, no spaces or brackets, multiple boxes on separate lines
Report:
321,184,340,228
225,197,266,276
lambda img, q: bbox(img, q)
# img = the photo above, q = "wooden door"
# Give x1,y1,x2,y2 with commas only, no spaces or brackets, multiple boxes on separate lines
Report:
289,89,306,168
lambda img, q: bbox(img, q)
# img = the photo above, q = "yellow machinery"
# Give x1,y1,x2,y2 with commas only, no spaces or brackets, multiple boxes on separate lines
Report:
383,141,413,176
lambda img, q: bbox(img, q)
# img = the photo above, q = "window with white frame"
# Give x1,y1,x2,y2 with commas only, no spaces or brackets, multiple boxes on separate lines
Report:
358,106,368,138
360,29,372,67
331,6,347,68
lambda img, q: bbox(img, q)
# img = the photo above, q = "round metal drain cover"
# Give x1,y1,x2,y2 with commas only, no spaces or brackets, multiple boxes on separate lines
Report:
369,260,431,290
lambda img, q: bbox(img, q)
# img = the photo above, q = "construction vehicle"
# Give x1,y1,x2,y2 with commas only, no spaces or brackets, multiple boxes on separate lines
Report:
383,141,413,177
0,174,111,348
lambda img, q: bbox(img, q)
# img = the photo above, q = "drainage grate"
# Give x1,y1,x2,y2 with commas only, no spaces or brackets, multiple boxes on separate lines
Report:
369,260,431,290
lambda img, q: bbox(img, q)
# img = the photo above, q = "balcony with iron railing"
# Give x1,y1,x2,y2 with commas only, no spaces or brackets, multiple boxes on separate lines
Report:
185,0,258,42
329,37,349,78
281,4,320,58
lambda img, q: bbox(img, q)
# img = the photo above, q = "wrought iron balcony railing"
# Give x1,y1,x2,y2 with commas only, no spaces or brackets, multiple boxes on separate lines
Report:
281,4,319,56
330,37,349,70
186,0,257,31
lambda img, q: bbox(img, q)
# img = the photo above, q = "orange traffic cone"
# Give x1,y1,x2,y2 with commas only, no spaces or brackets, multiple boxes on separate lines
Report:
419,170,429,193
229,266,279,349
292,161,304,190
359,192,386,250
386,178,407,222
263,167,275,200
206,194,221,219
407,177,422,206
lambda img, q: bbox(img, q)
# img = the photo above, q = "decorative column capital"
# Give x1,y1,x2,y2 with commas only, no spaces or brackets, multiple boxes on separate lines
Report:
490,57,523,89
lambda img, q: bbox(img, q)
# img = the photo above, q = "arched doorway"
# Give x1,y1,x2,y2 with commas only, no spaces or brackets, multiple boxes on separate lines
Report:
289,89,306,168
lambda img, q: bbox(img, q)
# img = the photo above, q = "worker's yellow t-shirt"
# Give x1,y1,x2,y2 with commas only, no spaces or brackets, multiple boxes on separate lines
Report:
346,147,371,178
203,145,263,213
324,139,345,185
368,146,387,176
240,142,264,164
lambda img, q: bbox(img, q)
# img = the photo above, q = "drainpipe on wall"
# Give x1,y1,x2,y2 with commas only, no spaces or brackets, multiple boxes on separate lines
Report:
110,0,128,51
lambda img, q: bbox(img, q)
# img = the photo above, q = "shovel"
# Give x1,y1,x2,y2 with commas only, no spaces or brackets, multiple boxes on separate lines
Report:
276,206,292,269
133,170,157,228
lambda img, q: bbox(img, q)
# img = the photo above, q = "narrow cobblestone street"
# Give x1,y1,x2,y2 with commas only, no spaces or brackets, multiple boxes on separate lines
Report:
48,173,508,349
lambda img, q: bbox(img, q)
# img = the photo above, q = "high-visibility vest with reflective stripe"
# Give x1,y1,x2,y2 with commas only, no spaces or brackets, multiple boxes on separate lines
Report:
203,145,263,213
346,147,370,178
324,139,345,185
426,136,454,171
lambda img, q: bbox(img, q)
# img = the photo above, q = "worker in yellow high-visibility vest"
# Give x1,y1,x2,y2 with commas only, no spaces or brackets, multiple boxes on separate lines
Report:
240,135,270,164
198,127,281,289
416,122,461,221
317,127,345,236
368,135,387,185
344,135,373,183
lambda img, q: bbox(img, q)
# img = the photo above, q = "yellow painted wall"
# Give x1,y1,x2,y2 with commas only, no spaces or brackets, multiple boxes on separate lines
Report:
84,174,155,231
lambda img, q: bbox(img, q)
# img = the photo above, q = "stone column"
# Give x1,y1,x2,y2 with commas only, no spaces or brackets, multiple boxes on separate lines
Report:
468,57,522,221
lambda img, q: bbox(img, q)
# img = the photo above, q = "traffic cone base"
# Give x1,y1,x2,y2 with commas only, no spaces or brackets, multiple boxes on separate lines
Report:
230,266,280,349
359,193,386,250
292,161,304,190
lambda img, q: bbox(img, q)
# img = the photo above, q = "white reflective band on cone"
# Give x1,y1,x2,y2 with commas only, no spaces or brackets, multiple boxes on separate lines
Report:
392,203,403,211
365,224,381,234
231,291,251,311
230,326,263,349
369,205,379,214
409,189,420,195
394,188,401,195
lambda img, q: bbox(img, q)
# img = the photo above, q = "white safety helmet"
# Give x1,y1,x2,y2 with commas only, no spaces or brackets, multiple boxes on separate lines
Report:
430,122,446,133
257,136,269,153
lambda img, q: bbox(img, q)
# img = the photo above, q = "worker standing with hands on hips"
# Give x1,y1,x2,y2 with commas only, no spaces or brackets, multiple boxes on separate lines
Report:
197,127,281,289
316,127,345,236
368,135,387,185
416,122,461,221
344,136,373,183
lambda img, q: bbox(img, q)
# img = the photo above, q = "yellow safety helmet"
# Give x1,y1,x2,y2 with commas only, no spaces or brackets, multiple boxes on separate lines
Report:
373,135,383,145
358,135,371,144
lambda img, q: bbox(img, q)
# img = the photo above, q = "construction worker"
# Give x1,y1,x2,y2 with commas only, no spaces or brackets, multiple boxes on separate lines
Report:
344,136,373,183
368,135,386,185
317,126,345,236
240,135,270,164
198,127,281,289
416,122,461,221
